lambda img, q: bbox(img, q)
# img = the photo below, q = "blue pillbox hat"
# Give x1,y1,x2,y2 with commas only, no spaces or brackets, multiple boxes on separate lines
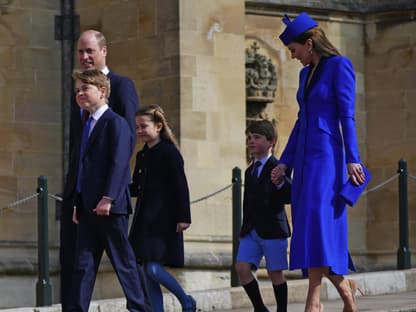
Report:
279,12,318,46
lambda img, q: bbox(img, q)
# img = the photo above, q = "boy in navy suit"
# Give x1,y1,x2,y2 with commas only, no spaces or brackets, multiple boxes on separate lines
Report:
68,69,149,312
60,30,142,310
235,120,291,312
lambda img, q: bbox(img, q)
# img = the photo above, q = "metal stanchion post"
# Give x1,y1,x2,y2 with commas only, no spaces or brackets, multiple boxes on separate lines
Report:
231,167,242,287
397,159,411,269
36,176,52,306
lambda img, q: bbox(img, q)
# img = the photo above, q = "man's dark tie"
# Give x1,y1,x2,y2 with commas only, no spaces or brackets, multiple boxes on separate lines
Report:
252,160,262,178
76,116,92,193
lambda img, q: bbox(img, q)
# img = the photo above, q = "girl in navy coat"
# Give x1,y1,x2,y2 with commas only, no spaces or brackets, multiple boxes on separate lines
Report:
129,104,196,312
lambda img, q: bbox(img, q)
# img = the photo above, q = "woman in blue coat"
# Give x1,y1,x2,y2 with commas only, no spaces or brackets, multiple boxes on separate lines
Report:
129,104,196,312
271,13,367,312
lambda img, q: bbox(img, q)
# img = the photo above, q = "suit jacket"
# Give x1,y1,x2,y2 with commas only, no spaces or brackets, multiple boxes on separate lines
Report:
62,70,139,211
107,71,139,136
240,155,291,240
78,108,134,215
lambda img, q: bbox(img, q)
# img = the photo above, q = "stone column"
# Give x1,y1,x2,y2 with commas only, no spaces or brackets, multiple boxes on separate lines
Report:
179,0,246,255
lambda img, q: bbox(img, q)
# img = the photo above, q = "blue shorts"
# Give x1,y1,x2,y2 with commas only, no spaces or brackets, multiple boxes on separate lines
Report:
236,229,288,271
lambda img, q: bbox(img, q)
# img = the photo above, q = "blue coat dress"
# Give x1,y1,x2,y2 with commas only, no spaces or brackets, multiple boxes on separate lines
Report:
280,56,360,275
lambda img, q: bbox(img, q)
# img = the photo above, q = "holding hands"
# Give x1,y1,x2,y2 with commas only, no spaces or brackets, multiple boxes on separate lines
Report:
271,163,288,185
271,163,366,187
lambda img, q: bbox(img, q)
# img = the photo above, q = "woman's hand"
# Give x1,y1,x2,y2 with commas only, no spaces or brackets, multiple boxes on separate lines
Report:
176,222,190,232
271,163,287,185
347,163,366,186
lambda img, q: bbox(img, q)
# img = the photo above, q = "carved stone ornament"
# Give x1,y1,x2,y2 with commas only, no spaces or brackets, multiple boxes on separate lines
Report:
245,41,277,103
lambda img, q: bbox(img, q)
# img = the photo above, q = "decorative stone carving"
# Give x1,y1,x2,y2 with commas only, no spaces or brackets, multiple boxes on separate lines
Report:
245,41,278,161
245,41,277,103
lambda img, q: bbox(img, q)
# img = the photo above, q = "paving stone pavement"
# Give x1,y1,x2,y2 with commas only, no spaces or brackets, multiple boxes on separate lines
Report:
1,269,415,311
213,291,416,312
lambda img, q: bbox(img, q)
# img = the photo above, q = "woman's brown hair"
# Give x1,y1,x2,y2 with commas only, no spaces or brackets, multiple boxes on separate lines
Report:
293,27,340,57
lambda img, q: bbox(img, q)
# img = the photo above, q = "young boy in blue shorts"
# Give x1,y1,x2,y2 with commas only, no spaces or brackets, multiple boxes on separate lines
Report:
235,120,291,312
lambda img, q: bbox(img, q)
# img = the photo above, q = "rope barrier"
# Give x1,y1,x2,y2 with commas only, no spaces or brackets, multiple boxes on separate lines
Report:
0,192,39,214
0,169,413,214
190,184,233,205
48,193,63,202
362,173,400,196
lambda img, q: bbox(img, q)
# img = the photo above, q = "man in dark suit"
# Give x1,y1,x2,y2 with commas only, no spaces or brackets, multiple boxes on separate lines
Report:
66,69,147,312
76,30,138,135
235,120,291,312
60,30,142,310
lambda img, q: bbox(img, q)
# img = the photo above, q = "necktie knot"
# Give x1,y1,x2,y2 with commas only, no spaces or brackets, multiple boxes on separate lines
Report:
252,160,262,177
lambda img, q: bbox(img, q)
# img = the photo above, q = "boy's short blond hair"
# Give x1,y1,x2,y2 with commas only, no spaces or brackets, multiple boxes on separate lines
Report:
72,69,111,100
245,119,277,142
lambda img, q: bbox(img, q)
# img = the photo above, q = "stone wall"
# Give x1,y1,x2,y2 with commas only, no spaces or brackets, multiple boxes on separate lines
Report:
178,0,246,241
246,0,416,13
0,2,61,246
0,1,62,307
77,0,181,142
364,11,416,269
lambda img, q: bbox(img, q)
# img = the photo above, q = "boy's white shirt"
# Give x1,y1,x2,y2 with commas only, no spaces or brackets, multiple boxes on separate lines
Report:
88,104,109,136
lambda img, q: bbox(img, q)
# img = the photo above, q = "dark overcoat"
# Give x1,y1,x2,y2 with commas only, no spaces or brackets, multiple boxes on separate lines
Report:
129,139,191,267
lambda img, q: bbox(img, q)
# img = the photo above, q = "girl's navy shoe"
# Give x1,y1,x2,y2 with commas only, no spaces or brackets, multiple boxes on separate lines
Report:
183,295,196,312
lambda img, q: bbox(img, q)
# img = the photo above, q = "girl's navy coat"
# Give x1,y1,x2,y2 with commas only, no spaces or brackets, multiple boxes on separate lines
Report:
129,139,191,267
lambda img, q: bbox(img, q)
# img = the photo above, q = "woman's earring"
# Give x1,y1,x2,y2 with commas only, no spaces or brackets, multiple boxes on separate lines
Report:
309,49,313,55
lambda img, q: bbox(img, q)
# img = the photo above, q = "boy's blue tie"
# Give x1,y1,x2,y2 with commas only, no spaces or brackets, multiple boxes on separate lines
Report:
76,116,92,193
252,160,262,178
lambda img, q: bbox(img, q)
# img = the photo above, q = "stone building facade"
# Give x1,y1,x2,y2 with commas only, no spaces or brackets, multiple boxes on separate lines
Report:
0,0,414,307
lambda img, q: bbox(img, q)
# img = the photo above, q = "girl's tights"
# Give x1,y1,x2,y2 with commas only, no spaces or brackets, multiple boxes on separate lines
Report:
144,261,190,312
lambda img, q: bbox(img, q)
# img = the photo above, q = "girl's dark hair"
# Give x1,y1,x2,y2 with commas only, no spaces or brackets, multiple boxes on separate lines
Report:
136,104,178,147
293,27,340,57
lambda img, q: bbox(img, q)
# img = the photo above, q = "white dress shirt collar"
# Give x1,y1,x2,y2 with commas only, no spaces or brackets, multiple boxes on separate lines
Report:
91,104,109,122
101,66,110,75
253,153,272,166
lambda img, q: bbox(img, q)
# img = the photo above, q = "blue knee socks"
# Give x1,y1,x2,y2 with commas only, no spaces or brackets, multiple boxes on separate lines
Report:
144,262,192,311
